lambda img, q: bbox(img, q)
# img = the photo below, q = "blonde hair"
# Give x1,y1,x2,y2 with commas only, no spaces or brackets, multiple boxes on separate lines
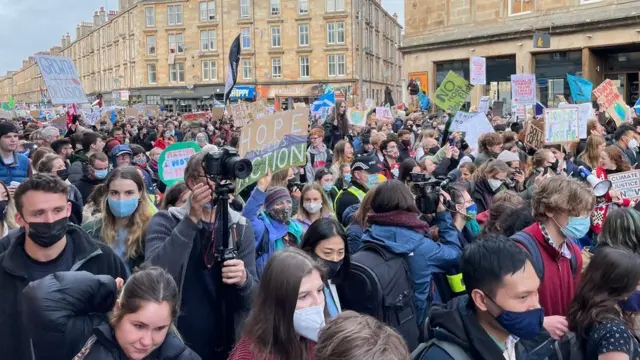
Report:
296,183,333,222
100,167,153,260
577,135,605,169
532,176,595,221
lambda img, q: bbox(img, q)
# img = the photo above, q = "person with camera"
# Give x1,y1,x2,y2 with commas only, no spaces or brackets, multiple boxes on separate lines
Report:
334,153,382,225
145,151,258,360
359,179,462,325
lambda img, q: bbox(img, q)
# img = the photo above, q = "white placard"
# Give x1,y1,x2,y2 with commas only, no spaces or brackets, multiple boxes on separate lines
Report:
511,73,537,106
470,57,486,85
560,102,593,139
35,55,88,105
450,112,495,150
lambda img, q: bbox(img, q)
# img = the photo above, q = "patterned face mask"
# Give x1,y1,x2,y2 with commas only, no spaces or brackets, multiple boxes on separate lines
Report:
267,206,292,224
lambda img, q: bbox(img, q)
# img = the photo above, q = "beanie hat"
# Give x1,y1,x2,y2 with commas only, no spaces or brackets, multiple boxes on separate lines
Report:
0,122,18,137
265,187,291,210
497,150,520,163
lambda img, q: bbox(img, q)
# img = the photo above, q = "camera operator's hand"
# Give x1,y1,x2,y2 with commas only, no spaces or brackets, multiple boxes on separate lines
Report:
189,183,213,224
257,170,272,192
436,190,452,213
222,259,247,286
291,187,302,199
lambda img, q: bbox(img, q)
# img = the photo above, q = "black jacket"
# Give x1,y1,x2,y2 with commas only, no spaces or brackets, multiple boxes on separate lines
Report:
23,271,200,360
334,181,368,227
0,224,127,360
420,296,555,360
471,179,500,214
73,174,105,204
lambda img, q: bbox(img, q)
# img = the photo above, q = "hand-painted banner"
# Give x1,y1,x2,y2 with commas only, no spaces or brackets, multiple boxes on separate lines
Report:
544,108,579,144
35,55,88,105
158,142,201,186
434,71,473,113
524,120,545,150
608,170,640,201
511,74,537,106
470,57,486,85
593,79,627,125
567,74,593,103
560,102,593,139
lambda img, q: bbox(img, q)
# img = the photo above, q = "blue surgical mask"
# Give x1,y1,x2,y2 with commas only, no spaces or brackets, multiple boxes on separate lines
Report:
94,169,108,179
558,216,590,240
108,197,139,218
366,174,379,189
620,290,640,312
344,174,352,184
322,184,333,192
489,296,544,340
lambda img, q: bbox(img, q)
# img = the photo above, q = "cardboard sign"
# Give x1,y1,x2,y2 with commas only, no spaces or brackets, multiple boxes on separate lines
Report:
44,109,56,121
293,102,307,109
229,103,250,127
143,105,160,117
511,74,537,105
560,102,593,139
35,55,88,105
434,71,473,113
158,141,202,186
0,110,13,120
29,110,40,119
544,108,579,144
183,112,209,121
86,110,101,125
608,170,640,201
478,96,490,113
593,79,627,125
211,108,225,121
125,108,138,118
347,108,366,127
237,108,309,191
449,112,494,150
524,120,545,149
52,115,68,136
470,57,486,85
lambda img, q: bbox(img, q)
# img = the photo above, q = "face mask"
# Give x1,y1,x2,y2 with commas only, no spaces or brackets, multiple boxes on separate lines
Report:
28,217,69,248
267,206,292,223
133,156,147,166
0,200,8,221
94,169,108,179
293,305,326,342
322,184,333,192
429,146,440,155
464,203,478,221
557,215,590,240
108,197,140,218
318,257,343,279
466,219,481,236
488,296,544,340
56,169,69,181
115,136,123,143
629,138,639,150
437,125,445,132
344,174,352,184
487,178,503,191
303,201,323,214
401,139,411,147
620,290,640,312
366,173,379,189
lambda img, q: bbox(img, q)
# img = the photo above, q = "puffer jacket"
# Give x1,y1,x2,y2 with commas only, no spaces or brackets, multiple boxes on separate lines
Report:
23,271,201,360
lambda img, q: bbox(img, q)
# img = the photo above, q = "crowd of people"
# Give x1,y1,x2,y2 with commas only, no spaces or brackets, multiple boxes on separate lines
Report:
0,99,639,360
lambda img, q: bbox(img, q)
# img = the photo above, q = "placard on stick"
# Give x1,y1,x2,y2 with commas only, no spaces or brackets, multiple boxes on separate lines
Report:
544,108,579,144
608,170,640,201
524,120,545,149
593,79,628,125
434,71,473,113
158,142,202,186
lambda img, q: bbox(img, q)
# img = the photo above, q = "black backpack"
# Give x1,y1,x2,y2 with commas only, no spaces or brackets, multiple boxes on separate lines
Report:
510,231,578,279
337,242,420,351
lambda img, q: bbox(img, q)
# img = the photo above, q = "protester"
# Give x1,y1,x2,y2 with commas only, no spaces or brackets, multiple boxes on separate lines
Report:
40,126,60,147
568,247,640,359
329,140,354,180
316,311,410,360
0,122,30,185
458,162,476,181
145,151,257,360
36,153,83,206
575,134,606,171
110,144,133,168
473,133,503,166
449,184,478,247
0,181,17,239
306,127,332,181
334,153,381,224
0,174,127,360
23,267,199,360
399,158,420,183
229,248,324,360
243,170,304,278
73,151,109,204
324,100,349,149
50,138,73,164
300,218,350,318
613,123,638,167
313,168,339,205
379,139,400,179
68,131,105,182
159,182,190,210
295,183,333,231
471,159,512,213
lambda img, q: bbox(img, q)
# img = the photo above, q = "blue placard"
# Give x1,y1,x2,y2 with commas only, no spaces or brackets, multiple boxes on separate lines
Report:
229,86,255,100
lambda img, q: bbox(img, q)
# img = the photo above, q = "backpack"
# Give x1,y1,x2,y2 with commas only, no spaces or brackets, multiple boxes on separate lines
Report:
337,242,420,351
410,338,472,360
550,331,635,360
510,231,578,280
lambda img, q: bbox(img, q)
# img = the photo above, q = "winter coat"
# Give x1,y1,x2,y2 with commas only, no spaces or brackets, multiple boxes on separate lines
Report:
23,271,200,360
0,151,30,184
0,224,127,360
305,145,332,181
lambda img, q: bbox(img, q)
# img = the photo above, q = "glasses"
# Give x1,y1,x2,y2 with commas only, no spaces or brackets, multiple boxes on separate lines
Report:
309,136,320,141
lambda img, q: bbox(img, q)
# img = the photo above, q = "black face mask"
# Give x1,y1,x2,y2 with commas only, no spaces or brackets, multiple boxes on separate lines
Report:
0,200,8,221
429,146,440,155
28,217,69,248
401,139,411,148
316,257,344,279
57,169,69,181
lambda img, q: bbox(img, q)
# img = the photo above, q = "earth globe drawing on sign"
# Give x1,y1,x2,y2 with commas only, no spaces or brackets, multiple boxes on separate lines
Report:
614,102,627,121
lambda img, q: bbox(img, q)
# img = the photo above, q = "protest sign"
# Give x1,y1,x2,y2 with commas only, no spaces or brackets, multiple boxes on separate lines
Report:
125,108,138,118
524,120,545,149
449,112,494,150
229,103,250,127
44,109,56,121
567,74,593,103
470,57,486,85
375,107,393,121
34,55,88,105
608,170,640,201
86,110,101,125
52,116,68,136
511,74,536,105
158,142,201,186
478,96,490,114
593,79,628,125
183,112,209,121
0,110,13,120
347,108,366,127
543,108,579,144
408,72,428,94
237,108,309,191
142,105,160,117
560,102,593,139
211,108,225,121
434,71,473,113
365,98,374,109
29,110,40,119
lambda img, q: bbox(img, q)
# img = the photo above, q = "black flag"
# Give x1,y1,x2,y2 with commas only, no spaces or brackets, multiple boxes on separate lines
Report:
224,34,241,104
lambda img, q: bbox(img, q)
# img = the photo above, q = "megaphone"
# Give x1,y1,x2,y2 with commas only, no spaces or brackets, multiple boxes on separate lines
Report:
578,166,612,198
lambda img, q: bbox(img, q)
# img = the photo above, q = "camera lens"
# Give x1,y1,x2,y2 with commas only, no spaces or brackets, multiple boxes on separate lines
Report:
228,157,253,180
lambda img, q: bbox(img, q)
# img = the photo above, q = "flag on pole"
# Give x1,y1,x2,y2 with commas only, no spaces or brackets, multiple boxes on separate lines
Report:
223,34,241,104
312,92,335,112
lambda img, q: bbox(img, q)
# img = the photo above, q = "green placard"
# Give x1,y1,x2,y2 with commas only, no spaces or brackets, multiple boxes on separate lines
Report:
158,141,201,186
434,71,473,113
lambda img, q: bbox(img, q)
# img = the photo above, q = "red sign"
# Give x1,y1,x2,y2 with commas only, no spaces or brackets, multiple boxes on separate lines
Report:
182,112,209,121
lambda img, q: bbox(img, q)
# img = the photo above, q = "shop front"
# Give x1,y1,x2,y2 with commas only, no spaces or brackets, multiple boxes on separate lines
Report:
128,84,225,113
595,46,640,106
229,85,256,103
534,51,582,108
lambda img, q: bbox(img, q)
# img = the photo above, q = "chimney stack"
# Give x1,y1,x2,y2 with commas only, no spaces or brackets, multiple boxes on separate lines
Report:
392,12,398,21
93,11,100,26
62,36,67,48
66,33,71,46
76,24,81,39
99,7,106,25
108,10,118,22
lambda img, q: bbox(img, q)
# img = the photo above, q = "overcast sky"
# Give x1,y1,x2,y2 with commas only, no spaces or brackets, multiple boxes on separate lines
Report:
0,0,404,76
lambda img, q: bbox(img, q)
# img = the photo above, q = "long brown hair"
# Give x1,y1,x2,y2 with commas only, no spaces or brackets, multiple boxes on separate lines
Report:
577,135,605,169
333,100,349,135
604,146,632,172
244,248,326,360
568,247,640,338
100,166,153,260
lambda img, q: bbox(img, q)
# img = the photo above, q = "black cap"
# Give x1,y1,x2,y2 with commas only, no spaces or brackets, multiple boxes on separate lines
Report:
351,153,382,174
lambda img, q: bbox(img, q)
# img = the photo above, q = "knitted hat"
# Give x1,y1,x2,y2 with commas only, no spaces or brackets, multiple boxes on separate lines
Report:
497,150,520,163
0,122,18,137
265,187,291,210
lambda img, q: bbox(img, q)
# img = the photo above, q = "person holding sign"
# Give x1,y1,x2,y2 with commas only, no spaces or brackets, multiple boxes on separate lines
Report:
590,146,637,236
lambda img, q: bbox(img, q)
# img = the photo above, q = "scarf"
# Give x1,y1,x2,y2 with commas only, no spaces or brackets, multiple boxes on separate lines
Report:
367,210,430,234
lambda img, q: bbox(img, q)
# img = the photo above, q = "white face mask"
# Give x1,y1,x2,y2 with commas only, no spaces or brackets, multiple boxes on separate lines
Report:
303,202,323,214
629,138,639,150
293,305,326,342
487,178,503,191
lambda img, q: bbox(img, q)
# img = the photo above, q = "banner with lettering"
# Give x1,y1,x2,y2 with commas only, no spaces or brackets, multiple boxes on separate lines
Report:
434,71,473,113
593,79,627,125
470,57,486,85
35,55,88,105
158,142,202,186
511,74,537,106
449,112,494,151
608,170,640,201
524,120,545,149
543,108,579,144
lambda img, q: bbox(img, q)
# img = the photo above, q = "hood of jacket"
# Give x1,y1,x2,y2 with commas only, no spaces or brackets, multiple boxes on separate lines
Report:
361,224,426,255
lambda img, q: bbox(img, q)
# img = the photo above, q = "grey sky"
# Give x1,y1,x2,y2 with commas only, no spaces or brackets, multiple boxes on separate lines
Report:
0,0,404,76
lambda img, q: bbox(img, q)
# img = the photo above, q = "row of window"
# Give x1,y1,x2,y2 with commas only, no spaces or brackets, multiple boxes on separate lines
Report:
510,0,602,15
146,54,346,84
144,0,346,27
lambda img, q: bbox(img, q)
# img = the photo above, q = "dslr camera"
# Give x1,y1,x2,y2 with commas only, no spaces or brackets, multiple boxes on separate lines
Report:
203,146,253,181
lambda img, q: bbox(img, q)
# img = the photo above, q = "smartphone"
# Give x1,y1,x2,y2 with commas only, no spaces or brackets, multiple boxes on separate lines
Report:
448,136,455,147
